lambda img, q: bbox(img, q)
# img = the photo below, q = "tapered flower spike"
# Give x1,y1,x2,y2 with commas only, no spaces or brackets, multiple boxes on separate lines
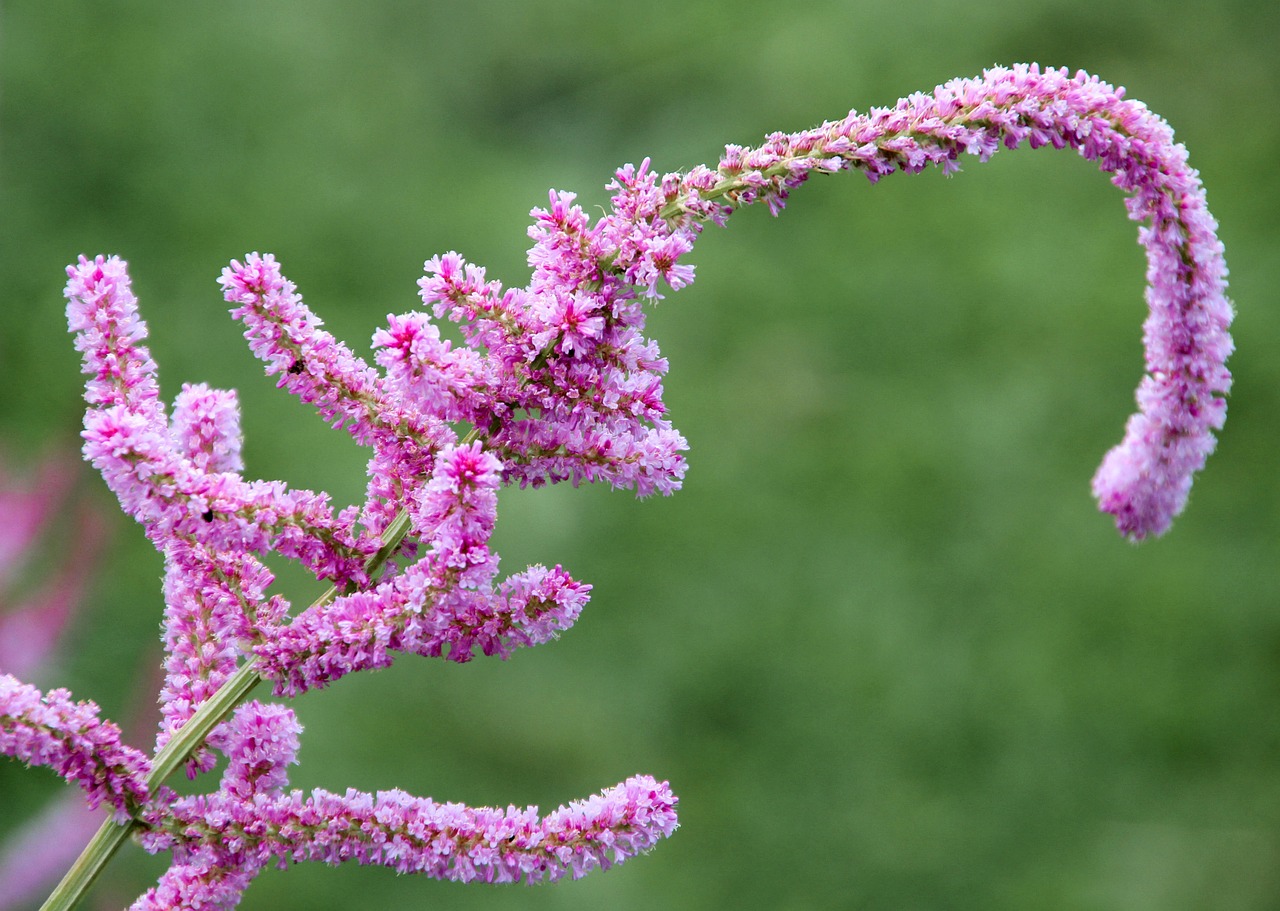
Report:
0,674,150,820
254,556,589,697
139,774,678,887
170,383,244,475
220,253,455,540
650,64,1232,538
64,255,162,418
156,538,285,773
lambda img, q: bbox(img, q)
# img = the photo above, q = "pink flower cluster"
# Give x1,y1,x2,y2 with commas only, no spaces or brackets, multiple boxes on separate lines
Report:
18,237,677,907
659,63,1233,539
127,704,674,904
3,64,1231,911
0,674,150,821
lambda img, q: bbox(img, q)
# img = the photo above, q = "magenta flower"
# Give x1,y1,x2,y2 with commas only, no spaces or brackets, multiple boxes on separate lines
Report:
139,773,677,887
3,64,1231,911
658,64,1232,539
0,674,151,820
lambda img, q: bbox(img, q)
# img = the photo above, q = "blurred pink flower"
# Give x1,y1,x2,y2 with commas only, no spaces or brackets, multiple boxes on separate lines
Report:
0,452,117,911
0,455,108,684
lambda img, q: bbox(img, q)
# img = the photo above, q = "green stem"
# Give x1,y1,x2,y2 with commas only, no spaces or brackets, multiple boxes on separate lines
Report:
37,662,263,911
39,508,415,911
36,809,133,911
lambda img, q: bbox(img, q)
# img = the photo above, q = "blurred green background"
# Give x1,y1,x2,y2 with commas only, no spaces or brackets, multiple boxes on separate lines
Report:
2,1,1278,909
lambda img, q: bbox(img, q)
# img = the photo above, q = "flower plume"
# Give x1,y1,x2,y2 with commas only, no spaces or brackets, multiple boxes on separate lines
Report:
3,64,1232,911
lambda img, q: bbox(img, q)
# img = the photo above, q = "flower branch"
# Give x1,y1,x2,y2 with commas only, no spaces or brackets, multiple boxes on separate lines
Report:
2,63,1232,911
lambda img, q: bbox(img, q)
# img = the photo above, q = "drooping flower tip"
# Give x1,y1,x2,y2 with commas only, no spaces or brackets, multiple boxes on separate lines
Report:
1091,406,1219,541
667,64,1232,537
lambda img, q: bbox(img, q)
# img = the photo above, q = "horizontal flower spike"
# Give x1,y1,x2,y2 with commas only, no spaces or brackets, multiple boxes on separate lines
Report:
0,674,150,820
255,559,588,696
145,775,677,885
396,562,591,663
494,413,688,497
658,64,1232,539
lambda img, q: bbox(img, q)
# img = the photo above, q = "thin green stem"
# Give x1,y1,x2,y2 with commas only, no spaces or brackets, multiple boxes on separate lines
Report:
36,809,133,911
39,508,416,911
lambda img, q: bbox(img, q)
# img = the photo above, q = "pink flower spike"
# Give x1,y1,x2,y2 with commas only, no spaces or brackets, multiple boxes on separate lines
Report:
155,538,284,772
0,673,150,819
79,400,371,585
64,255,162,417
128,849,260,911
221,253,384,444
255,557,589,696
36,64,1235,911
373,312,491,424
411,441,502,582
212,701,301,800
222,252,454,514
151,774,677,885
171,383,244,474
659,65,1232,538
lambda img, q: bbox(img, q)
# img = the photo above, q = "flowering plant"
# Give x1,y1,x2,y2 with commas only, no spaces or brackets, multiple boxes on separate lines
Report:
1,64,1232,910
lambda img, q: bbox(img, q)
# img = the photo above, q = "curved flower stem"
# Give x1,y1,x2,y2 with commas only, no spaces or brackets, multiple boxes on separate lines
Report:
39,508,415,911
